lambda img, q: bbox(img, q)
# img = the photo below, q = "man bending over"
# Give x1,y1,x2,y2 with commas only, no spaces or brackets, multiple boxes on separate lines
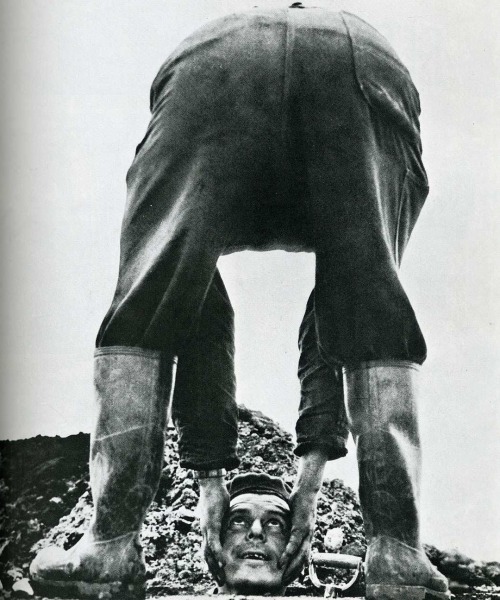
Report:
30,5,450,600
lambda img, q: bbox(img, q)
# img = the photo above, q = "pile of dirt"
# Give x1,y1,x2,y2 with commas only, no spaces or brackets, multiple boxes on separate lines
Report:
0,433,89,591
1,406,499,598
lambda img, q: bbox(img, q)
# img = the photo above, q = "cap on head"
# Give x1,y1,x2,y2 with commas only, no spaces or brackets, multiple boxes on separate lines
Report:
227,472,292,509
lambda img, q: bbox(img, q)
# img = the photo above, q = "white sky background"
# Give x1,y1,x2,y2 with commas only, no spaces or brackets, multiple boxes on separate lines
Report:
1,0,499,562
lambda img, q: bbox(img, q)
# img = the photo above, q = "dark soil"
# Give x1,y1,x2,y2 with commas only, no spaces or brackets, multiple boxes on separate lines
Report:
1,405,499,598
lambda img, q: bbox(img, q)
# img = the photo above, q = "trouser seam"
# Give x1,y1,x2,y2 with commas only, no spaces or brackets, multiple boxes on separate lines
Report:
281,8,295,148
343,360,419,373
340,11,370,106
95,346,176,361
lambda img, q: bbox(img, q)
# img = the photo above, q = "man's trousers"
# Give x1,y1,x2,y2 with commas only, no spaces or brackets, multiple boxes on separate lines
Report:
96,8,429,470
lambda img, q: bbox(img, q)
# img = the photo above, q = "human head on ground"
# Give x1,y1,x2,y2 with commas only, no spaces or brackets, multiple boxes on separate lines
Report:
216,472,292,595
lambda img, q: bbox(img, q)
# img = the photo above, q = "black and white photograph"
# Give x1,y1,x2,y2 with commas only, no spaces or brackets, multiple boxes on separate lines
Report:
1,1,499,598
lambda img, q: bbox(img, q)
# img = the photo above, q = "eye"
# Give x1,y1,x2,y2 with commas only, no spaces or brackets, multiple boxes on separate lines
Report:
228,515,247,528
266,517,286,530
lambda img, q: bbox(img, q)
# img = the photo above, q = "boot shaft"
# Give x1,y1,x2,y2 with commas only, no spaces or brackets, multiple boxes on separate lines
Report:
91,347,174,539
343,361,422,547
343,360,421,442
30,347,176,596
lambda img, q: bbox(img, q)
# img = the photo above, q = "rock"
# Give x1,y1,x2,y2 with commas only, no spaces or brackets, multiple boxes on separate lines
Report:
176,487,198,507
484,562,500,585
438,549,494,587
442,549,474,566
424,543,443,564
449,580,471,594
12,578,34,597
340,541,366,558
324,527,344,551
174,507,196,532
0,540,10,560
6,567,23,586
176,507,196,521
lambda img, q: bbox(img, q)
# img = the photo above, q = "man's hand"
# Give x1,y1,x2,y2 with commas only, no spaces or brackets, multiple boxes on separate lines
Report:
280,487,319,585
198,477,230,585
279,448,329,585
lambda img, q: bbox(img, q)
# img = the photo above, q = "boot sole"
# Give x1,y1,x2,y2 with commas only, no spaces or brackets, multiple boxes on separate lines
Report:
367,584,451,600
31,576,145,599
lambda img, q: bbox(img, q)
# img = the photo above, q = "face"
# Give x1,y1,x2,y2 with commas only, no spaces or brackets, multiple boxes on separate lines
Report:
220,493,290,595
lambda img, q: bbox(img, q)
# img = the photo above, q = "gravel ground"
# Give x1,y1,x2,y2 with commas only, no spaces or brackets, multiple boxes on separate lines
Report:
1,405,499,598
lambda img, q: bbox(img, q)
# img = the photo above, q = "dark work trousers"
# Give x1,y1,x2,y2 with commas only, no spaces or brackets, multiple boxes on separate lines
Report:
96,8,429,470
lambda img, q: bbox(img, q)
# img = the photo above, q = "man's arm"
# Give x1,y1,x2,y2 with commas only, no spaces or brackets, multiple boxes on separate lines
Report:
280,448,329,584
197,473,230,585
281,294,349,583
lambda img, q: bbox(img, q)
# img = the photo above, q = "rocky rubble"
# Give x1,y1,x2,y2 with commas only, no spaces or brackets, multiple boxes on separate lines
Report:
1,405,499,598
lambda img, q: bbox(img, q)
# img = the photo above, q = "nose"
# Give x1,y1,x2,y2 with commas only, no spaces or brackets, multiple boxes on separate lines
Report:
247,518,265,540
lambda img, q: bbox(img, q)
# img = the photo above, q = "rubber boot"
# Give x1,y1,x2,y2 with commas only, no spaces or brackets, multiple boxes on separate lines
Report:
30,347,174,599
343,361,450,600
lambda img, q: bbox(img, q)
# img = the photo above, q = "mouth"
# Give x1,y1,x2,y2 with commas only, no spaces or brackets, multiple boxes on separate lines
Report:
239,550,270,562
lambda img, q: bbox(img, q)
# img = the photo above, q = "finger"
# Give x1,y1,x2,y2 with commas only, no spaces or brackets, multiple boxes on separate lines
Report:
207,535,225,568
278,529,307,568
203,532,225,566
203,540,226,586
282,549,308,585
282,537,311,585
